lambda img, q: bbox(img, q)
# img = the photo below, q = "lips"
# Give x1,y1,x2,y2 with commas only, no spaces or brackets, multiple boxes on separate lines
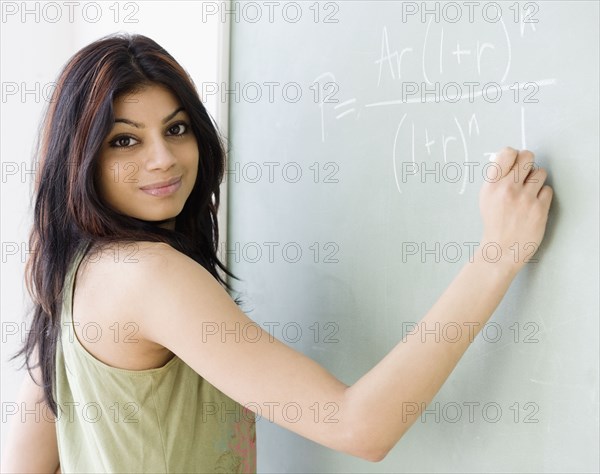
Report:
140,176,182,190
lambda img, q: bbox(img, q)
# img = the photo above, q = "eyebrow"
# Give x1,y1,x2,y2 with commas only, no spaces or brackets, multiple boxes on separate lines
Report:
113,106,186,128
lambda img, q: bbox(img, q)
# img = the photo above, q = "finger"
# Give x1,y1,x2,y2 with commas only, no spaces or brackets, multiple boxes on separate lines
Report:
490,146,519,181
538,184,554,207
524,166,547,195
513,149,535,184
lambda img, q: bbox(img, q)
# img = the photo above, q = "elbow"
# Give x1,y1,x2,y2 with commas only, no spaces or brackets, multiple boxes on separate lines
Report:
364,449,389,463
352,442,390,463
337,391,402,462
365,439,392,462
345,428,391,463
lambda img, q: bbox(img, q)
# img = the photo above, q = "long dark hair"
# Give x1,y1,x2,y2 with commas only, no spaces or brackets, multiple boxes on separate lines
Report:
8,32,242,418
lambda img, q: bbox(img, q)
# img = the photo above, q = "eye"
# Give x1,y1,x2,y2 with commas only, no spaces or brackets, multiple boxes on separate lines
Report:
109,136,139,148
168,121,188,137
108,121,190,149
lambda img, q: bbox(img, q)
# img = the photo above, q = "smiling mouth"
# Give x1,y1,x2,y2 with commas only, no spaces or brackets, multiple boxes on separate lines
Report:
140,175,182,190
140,177,182,196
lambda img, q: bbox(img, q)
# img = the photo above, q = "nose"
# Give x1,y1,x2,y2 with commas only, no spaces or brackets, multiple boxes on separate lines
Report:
145,134,177,171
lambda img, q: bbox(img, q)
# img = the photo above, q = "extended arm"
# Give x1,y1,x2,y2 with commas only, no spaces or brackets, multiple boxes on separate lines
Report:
124,147,551,462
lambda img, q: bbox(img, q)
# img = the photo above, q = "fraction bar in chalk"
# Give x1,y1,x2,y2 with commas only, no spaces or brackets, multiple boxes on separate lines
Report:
365,78,557,107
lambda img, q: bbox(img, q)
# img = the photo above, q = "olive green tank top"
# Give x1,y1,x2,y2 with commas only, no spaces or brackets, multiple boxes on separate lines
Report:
53,243,257,473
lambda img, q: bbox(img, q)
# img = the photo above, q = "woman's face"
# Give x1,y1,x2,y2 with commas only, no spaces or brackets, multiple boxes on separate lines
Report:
96,83,199,230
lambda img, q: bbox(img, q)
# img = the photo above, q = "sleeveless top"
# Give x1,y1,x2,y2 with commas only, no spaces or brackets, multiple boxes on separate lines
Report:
53,243,257,473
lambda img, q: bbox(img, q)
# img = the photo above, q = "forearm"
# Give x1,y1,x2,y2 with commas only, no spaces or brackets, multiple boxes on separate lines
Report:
343,253,518,458
1,361,61,474
1,414,60,474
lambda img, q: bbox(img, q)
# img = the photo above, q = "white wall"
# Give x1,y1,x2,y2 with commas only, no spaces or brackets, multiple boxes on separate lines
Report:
0,0,228,459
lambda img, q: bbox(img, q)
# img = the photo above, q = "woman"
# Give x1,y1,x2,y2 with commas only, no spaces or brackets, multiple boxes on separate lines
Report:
2,33,553,473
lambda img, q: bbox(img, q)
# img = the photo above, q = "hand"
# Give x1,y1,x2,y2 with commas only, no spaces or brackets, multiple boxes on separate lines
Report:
478,147,553,272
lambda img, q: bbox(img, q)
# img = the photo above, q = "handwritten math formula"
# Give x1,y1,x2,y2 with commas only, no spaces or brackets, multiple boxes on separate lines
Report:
311,2,556,194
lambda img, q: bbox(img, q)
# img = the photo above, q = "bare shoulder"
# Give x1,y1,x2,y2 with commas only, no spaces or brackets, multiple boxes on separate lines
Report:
114,242,205,293
76,241,175,314
122,241,222,302
87,240,218,330
73,240,189,370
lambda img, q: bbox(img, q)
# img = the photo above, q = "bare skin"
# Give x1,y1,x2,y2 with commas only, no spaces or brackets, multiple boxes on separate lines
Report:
1,83,552,471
